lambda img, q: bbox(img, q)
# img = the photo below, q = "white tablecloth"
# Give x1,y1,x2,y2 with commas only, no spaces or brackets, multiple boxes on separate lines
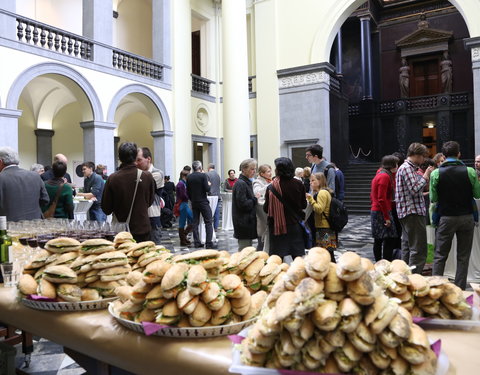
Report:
73,200,93,222
221,192,233,231
199,196,218,243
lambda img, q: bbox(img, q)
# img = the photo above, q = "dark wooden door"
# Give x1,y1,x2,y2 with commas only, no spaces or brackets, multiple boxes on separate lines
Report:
191,31,201,76
411,59,440,97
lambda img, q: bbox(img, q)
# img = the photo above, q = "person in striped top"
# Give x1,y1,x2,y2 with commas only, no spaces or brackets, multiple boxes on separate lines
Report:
395,143,434,274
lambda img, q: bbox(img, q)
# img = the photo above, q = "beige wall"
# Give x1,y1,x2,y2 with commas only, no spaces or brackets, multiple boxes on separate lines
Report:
116,0,152,58
17,97,36,170
117,112,154,157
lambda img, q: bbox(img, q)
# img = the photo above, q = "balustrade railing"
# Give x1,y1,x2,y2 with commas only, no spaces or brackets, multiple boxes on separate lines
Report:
406,96,438,111
112,49,163,80
191,74,213,95
16,16,93,60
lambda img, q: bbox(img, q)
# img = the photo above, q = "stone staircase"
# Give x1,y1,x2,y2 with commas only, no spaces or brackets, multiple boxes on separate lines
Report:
342,162,378,215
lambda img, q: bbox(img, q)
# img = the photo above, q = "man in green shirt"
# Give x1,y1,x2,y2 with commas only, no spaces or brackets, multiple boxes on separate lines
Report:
429,141,480,289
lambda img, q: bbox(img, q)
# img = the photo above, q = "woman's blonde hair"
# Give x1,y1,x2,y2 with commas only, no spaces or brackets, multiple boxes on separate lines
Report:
311,172,327,188
303,166,311,178
258,164,271,175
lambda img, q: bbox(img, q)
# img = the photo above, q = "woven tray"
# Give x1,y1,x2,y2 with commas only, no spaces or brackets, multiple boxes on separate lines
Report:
21,297,117,311
108,304,257,338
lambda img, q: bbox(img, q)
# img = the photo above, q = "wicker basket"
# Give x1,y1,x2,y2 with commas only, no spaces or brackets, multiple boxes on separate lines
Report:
108,304,257,338
21,297,117,311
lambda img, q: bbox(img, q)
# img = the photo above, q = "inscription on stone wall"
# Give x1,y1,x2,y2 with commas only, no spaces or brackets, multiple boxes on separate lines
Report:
278,71,330,89
472,47,480,62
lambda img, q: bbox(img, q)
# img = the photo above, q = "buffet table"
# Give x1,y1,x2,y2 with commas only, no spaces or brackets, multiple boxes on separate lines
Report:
221,192,233,231
1,286,480,375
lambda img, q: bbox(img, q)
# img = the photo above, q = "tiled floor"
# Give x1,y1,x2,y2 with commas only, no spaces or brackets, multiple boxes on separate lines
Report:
8,214,373,374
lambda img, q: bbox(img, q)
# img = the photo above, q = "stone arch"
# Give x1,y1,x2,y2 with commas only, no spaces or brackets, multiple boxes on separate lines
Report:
6,62,103,121
107,84,170,131
310,0,480,64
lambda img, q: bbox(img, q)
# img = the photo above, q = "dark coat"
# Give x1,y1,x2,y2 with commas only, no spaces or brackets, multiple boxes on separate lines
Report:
232,174,257,239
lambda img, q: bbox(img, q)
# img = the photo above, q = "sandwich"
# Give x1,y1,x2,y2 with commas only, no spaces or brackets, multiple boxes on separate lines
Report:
390,259,411,274
274,330,298,367
274,291,297,323
45,237,81,253
142,260,172,284
240,338,267,367
188,300,211,327
283,256,307,290
56,283,82,302
70,254,97,274
81,288,101,301
211,298,232,325
374,259,392,275
201,281,225,311
305,247,331,280
80,238,115,255
259,262,282,288
312,300,341,331
440,282,472,319
398,324,431,364
225,252,242,274
352,356,379,375
43,265,78,284
161,262,189,299
126,270,144,286
230,286,252,316
113,231,135,246
221,274,245,298
175,249,222,269
51,251,78,267
98,264,131,282
129,241,156,257
348,321,377,353
115,285,133,302
247,324,276,354
379,307,412,348
257,308,281,337
266,254,282,265
187,264,208,295
408,274,430,297
410,347,437,375
144,284,168,310
84,269,99,284
243,257,265,286
23,249,50,269
37,278,56,299
134,308,156,323
416,295,440,315
386,272,411,295
339,297,362,333
137,250,170,268
336,251,365,281
361,257,375,271
117,300,143,320
243,290,268,320
116,241,136,254
130,280,153,304
18,274,38,295
427,276,449,300
369,343,397,370
324,263,346,301
365,294,399,334
333,340,362,372
33,266,46,281
294,277,325,315
92,251,128,269
396,290,415,310
237,247,260,271
347,272,379,305
325,329,346,349
88,280,121,297
155,300,182,325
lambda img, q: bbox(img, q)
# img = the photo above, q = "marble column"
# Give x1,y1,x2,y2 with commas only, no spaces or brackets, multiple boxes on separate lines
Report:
0,0,16,39
465,38,480,156
34,129,54,167
114,136,120,169
83,0,113,65
172,0,192,170
80,121,116,176
336,29,343,77
0,108,22,151
360,16,373,100
151,130,174,177
222,0,251,173
152,0,171,84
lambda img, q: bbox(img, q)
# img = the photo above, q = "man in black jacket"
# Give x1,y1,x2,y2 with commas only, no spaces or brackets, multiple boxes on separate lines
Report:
187,160,215,248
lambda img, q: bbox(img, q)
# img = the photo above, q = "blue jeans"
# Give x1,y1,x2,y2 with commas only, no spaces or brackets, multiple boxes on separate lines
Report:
179,202,193,228
213,198,221,230
89,206,107,222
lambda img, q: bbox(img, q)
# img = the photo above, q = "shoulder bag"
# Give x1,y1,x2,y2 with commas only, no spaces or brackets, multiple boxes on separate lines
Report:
43,183,65,218
112,169,142,232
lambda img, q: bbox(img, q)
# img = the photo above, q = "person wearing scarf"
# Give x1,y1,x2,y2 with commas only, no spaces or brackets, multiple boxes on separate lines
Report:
264,157,306,260
253,164,272,251
370,155,400,261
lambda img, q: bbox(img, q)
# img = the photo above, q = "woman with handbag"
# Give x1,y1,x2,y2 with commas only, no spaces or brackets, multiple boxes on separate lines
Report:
41,161,74,219
175,169,193,246
264,157,307,259
306,172,336,262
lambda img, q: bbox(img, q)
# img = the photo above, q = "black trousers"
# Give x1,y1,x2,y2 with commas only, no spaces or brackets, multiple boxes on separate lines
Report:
192,201,213,247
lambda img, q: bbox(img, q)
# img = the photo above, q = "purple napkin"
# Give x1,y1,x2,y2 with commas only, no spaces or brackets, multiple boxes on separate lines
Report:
466,294,474,306
28,294,56,302
279,371,345,375
413,316,431,323
431,339,442,357
141,321,170,336
228,334,245,344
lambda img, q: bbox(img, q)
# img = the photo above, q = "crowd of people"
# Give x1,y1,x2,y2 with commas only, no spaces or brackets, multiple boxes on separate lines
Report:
1,139,479,290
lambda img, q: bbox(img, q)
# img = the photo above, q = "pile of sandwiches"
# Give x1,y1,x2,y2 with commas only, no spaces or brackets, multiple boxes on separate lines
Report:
371,259,472,320
112,246,291,327
240,248,439,375
17,232,168,302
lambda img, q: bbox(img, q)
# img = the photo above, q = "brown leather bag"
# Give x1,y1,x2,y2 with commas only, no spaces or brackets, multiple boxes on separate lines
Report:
43,183,65,218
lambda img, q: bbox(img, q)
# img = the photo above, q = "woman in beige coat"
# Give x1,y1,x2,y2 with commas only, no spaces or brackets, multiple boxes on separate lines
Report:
253,164,272,251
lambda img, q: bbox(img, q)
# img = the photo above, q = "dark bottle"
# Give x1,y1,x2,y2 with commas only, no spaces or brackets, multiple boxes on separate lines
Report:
0,216,13,283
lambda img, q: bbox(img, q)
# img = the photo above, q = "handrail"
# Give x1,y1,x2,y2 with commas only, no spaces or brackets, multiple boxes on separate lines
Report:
112,49,163,80
191,74,213,95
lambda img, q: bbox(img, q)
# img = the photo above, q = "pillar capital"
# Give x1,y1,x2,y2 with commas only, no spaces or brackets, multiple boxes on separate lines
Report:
34,129,55,137
277,63,334,92
80,121,117,130
151,130,174,138
0,108,22,119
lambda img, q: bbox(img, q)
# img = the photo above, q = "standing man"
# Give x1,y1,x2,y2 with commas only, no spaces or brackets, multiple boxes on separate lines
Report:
395,143,434,274
223,169,238,192
0,147,49,221
41,153,72,183
77,161,107,222
474,154,480,181
305,144,336,194
430,141,480,289
102,142,155,242
135,147,164,245
187,161,215,249
206,163,221,230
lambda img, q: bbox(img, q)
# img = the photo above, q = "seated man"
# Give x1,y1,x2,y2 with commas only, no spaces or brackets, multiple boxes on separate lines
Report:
77,161,107,222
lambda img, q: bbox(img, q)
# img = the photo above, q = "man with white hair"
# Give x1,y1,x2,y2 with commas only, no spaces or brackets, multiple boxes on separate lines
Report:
0,147,49,221
41,153,72,183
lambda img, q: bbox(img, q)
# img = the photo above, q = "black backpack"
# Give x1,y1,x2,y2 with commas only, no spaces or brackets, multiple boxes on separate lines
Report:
323,194,348,232
324,164,341,199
